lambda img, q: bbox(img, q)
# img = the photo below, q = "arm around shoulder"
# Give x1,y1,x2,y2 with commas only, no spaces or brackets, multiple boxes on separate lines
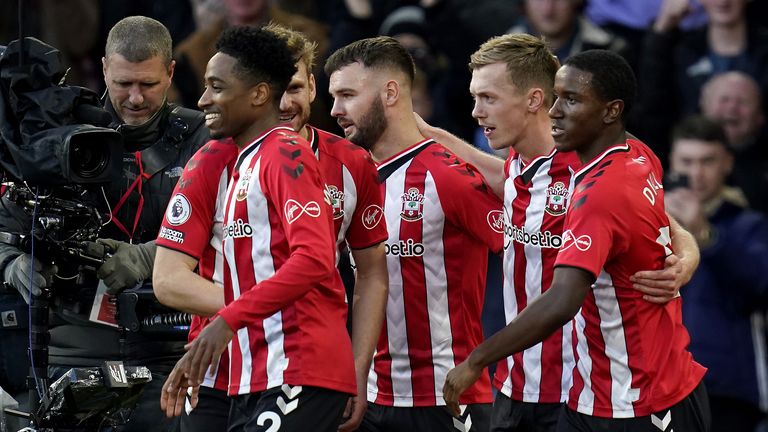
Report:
415,113,505,198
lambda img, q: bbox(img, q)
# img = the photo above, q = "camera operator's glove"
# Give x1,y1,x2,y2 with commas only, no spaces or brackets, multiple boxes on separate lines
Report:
96,239,156,295
2,254,58,304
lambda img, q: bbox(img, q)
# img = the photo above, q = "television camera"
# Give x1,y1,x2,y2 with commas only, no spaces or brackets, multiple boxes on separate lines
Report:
0,37,186,431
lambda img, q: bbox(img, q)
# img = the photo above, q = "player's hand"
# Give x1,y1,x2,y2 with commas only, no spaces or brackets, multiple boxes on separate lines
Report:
338,394,366,432
161,353,197,417
630,254,688,304
413,111,434,137
442,360,482,417
184,316,233,386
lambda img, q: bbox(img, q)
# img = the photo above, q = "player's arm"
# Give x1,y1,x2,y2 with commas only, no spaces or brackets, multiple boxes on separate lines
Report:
415,113,505,198
630,213,700,303
153,246,224,316
443,265,592,415
339,243,388,432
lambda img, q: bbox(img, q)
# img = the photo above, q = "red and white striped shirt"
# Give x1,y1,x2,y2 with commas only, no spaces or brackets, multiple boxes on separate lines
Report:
218,126,356,396
308,125,388,253
156,139,237,391
368,139,504,407
555,139,706,418
494,149,580,403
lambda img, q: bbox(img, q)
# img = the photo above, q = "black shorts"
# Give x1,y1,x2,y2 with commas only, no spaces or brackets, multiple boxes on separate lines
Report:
556,381,710,432
180,386,229,432
227,385,348,432
490,392,562,432
359,402,491,432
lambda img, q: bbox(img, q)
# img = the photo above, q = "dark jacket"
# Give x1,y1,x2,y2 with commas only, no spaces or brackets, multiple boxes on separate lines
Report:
633,26,768,166
682,199,768,408
0,98,208,371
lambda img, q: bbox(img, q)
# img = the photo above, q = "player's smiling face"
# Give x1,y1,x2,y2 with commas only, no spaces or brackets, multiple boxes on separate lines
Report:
470,62,529,151
198,52,258,142
549,65,607,156
279,61,316,133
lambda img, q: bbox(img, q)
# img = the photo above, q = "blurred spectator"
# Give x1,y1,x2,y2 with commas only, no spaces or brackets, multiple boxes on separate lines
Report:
507,0,632,66
667,115,768,432
190,0,228,30
633,0,768,167
699,72,768,213
379,6,443,124
0,0,100,89
585,0,706,49
171,0,329,115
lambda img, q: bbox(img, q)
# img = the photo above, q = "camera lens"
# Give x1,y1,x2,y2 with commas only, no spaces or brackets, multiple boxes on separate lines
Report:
70,140,109,179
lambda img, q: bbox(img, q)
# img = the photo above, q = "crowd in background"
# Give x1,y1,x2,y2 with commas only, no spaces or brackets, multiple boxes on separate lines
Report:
1,0,768,430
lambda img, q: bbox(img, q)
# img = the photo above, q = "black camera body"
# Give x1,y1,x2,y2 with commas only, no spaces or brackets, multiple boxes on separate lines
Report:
0,38,122,187
663,173,690,192
0,37,156,430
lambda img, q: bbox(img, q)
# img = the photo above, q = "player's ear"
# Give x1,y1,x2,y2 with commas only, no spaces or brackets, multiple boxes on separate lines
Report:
603,99,623,125
527,88,545,113
251,82,270,107
384,79,400,107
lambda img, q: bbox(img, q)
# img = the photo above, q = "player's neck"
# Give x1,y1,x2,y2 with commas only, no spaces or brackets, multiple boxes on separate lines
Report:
517,117,556,162
233,111,282,149
577,128,627,164
370,111,426,163
298,124,311,141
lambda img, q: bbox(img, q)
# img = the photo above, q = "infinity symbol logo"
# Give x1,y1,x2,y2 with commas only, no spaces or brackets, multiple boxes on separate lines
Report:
362,205,383,229
284,199,321,224
560,230,592,252
487,210,504,234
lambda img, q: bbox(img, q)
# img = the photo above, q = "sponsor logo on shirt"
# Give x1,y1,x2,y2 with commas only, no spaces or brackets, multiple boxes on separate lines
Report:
508,224,563,249
487,210,504,233
224,219,254,238
166,194,192,226
385,239,424,257
362,205,383,230
284,199,321,224
400,187,424,221
560,230,592,252
326,185,345,219
159,226,185,244
236,168,253,202
545,181,569,216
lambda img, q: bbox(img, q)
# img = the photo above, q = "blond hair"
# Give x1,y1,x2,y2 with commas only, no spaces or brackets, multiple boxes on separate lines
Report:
470,33,559,105
263,22,319,72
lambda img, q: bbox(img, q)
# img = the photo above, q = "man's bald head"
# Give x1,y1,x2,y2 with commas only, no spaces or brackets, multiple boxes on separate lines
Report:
700,71,764,149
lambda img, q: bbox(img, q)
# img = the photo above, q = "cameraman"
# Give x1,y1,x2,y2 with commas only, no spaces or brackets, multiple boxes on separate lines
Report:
0,16,208,431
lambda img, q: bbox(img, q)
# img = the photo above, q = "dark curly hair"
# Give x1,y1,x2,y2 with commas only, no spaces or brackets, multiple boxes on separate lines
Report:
216,26,297,103
564,50,636,123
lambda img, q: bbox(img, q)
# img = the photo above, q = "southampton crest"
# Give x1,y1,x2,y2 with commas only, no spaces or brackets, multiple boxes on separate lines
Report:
235,168,253,201
326,185,345,219
545,181,569,216
400,187,425,221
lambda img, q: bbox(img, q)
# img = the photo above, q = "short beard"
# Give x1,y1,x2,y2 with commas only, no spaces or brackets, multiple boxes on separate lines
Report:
349,97,387,151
